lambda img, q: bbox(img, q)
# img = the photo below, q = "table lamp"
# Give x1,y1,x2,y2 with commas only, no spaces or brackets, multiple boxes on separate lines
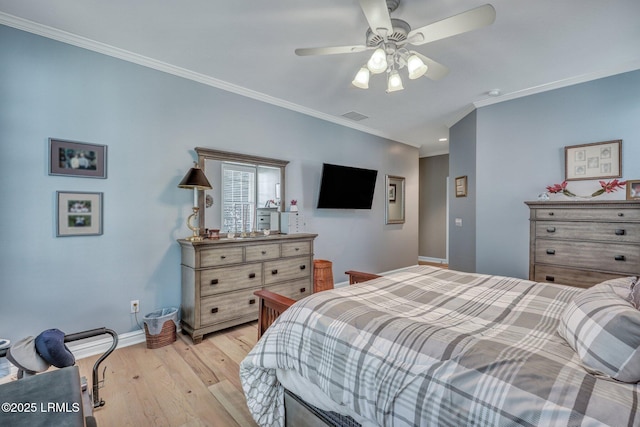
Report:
178,162,212,241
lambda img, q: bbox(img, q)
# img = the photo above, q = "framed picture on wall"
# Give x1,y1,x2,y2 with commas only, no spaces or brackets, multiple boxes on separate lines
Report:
49,138,107,178
388,183,397,202
564,140,621,181
627,180,640,200
455,176,467,197
56,191,103,237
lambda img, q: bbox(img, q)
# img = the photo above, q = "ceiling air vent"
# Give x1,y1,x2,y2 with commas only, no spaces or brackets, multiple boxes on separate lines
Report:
341,111,368,122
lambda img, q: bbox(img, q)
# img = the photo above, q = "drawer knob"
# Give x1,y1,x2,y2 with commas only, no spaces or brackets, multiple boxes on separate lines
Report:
211,307,218,314
546,249,556,255
300,265,306,270
295,247,300,251
249,273,256,279
615,255,626,261
618,212,624,217
210,279,219,285
271,269,278,275
545,275,555,282
261,250,267,255
220,255,226,259
546,227,556,233
548,212,554,216
300,287,306,293
615,229,626,236
249,299,256,305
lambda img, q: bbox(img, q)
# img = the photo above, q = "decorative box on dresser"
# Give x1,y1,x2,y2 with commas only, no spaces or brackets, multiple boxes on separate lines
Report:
179,233,317,343
526,200,640,288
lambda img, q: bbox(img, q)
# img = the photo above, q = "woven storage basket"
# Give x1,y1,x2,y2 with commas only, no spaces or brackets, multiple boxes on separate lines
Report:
313,259,334,292
144,319,176,349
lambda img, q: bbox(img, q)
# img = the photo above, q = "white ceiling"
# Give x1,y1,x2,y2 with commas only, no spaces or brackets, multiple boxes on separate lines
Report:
1,0,639,156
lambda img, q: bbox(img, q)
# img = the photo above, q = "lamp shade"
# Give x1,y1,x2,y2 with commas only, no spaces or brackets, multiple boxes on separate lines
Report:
352,67,370,89
407,54,428,79
367,48,387,74
387,70,404,92
178,165,212,190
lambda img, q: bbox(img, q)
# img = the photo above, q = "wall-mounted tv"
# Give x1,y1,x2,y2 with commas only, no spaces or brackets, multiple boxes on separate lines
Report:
317,163,378,209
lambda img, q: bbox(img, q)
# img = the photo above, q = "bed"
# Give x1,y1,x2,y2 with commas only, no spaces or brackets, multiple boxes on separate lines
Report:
239,265,640,427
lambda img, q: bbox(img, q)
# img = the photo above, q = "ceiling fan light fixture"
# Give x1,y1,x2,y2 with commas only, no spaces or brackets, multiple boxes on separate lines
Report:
352,67,370,89
407,54,428,79
387,70,404,92
367,48,388,74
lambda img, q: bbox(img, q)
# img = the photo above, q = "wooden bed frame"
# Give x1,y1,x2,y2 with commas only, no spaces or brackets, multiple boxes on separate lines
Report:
253,270,381,338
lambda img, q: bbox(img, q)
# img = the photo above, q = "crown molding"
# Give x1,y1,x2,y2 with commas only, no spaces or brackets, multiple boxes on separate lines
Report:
0,12,415,147
473,59,640,109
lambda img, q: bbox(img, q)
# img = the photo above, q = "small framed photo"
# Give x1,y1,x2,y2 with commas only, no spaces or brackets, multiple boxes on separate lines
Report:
455,176,467,197
49,138,107,178
564,140,621,181
388,183,397,202
57,191,103,237
627,180,640,200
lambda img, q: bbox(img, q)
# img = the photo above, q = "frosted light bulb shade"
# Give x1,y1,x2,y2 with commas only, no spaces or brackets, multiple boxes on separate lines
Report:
352,67,370,89
407,55,428,79
367,48,388,74
387,70,404,92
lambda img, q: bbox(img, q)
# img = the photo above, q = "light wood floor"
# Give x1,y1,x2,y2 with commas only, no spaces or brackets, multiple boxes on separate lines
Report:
72,265,447,426
76,323,259,427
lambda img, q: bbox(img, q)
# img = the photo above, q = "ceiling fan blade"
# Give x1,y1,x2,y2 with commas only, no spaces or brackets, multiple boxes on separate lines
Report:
410,52,449,80
358,0,393,37
407,4,496,46
295,45,370,56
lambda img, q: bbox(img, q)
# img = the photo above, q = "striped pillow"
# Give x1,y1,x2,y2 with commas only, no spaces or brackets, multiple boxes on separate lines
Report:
558,277,640,383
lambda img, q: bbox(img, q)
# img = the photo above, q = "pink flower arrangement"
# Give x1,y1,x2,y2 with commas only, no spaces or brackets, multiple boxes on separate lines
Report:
546,181,576,197
545,179,626,198
599,179,626,193
290,199,297,205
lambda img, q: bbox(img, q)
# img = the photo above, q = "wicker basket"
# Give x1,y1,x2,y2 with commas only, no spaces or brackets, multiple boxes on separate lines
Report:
313,259,334,292
144,319,176,349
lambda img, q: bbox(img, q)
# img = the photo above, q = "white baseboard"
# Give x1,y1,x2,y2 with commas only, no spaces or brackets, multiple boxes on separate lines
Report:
1,328,148,381
68,328,147,360
418,256,448,265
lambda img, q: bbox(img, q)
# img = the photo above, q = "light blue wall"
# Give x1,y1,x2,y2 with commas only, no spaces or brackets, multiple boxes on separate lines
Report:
448,111,477,272
450,69,640,278
0,25,419,343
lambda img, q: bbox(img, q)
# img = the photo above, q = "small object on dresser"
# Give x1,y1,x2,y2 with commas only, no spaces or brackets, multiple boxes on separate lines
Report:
263,229,271,236
290,199,298,212
208,229,220,239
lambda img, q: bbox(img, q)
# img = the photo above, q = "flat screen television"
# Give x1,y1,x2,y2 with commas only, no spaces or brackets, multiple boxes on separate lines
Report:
317,163,378,209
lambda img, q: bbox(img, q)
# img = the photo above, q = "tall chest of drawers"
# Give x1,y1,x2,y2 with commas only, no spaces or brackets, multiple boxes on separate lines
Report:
179,233,317,343
526,200,640,288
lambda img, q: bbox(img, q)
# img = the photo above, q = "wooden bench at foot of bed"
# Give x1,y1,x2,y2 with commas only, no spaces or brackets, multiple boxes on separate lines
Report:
254,270,381,338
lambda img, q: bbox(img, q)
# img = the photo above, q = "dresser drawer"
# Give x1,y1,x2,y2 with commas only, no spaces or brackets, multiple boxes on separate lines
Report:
534,207,640,222
264,256,312,285
533,265,627,288
245,243,280,262
200,287,260,326
266,278,312,301
535,222,640,243
199,247,244,267
535,240,640,274
281,241,311,257
200,264,262,297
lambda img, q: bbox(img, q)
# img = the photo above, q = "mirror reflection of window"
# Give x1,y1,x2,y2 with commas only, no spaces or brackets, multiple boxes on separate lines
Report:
222,163,256,233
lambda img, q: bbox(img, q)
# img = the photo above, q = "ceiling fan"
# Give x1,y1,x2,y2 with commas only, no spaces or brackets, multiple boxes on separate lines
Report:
295,0,496,92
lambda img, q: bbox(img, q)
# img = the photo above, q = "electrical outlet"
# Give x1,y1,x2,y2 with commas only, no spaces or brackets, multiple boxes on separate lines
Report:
130,300,140,314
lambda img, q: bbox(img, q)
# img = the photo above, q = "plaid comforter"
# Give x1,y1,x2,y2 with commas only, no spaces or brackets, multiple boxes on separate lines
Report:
240,266,639,426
